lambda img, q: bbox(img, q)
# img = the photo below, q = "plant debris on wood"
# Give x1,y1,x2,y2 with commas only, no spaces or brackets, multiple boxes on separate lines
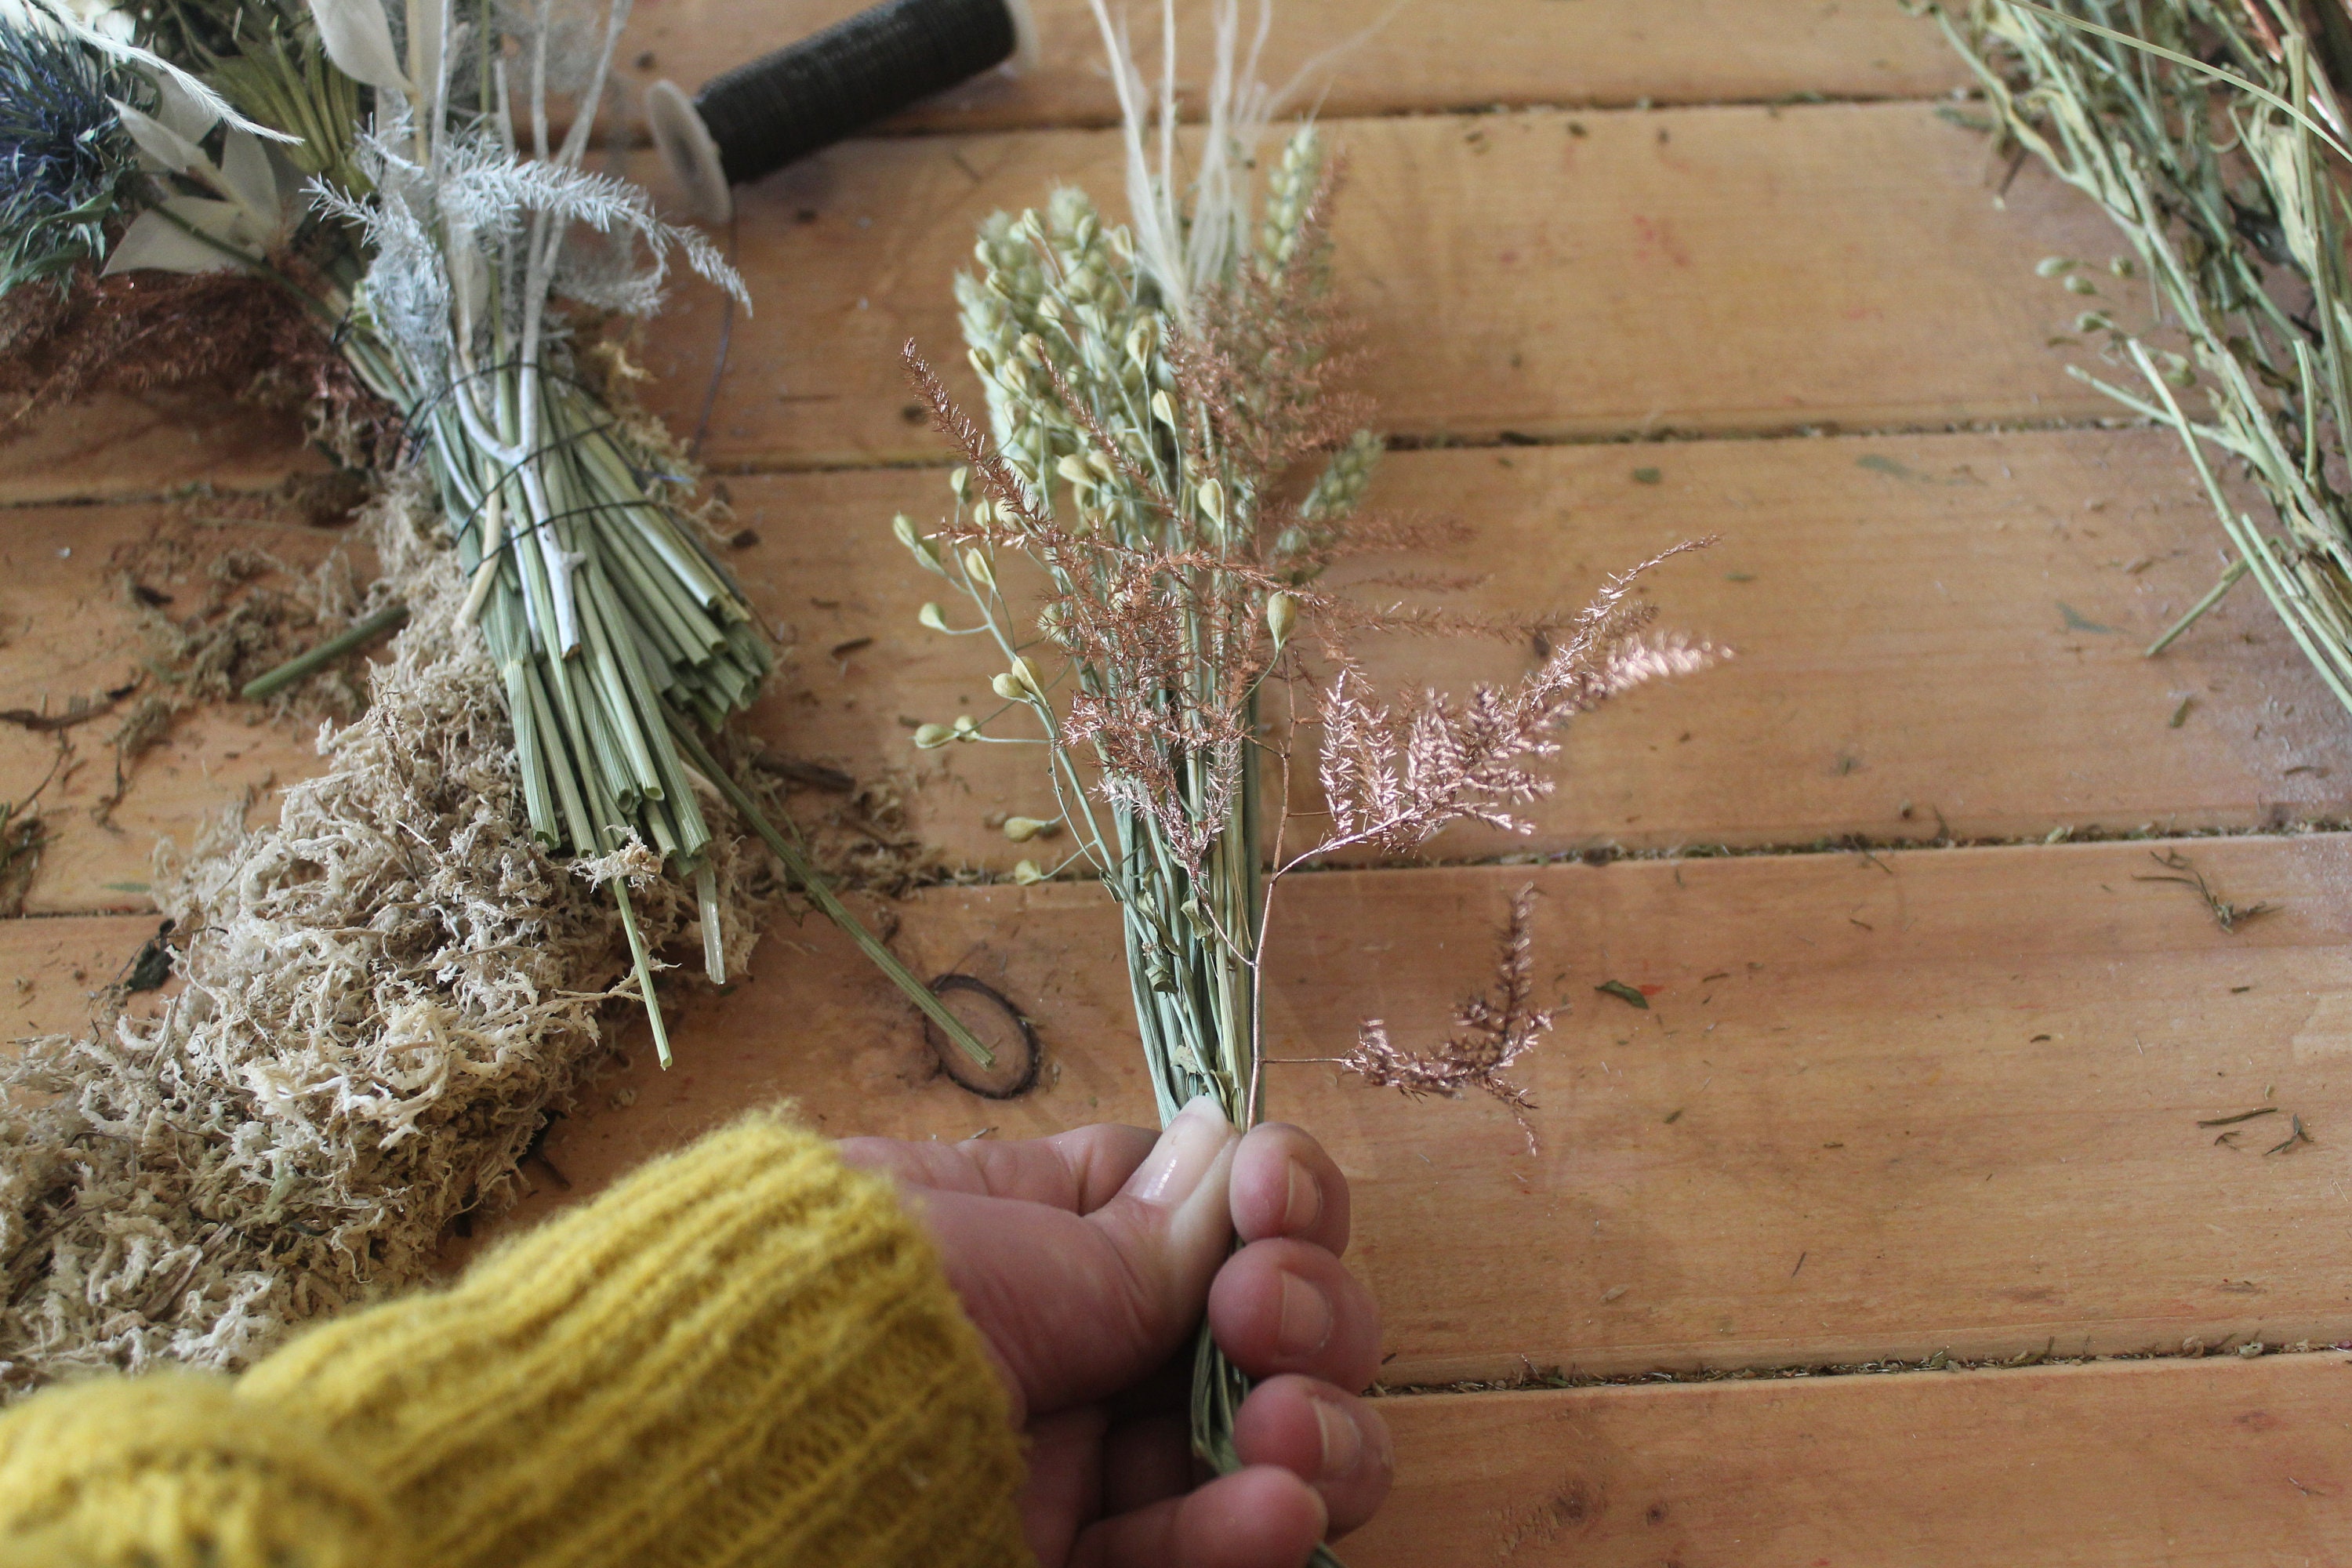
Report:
2133,848,2277,932
1595,978,1651,1009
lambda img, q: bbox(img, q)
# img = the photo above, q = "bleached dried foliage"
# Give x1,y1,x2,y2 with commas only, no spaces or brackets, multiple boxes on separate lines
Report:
1343,885,1550,1136
0,477,768,1397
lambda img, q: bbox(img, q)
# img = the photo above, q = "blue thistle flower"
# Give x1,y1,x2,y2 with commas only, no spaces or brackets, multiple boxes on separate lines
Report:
0,21,144,298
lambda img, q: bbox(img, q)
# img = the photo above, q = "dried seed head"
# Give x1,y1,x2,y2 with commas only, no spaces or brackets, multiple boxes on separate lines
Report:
952,713,979,736
1011,858,1046,884
2063,273,2098,295
1151,389,1178,426
913,722,955,750
1198,477,1225,527
964,549,996,590
1002,815,1053,841
1056,452,1094,486
918,601,949,632
894,514,944,573
1266,590,1298,645
2037,256,2077,277
992,672,1027,702
950,466,971,501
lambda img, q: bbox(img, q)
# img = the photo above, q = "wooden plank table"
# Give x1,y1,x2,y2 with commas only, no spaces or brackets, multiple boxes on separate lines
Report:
5,5,2349,1562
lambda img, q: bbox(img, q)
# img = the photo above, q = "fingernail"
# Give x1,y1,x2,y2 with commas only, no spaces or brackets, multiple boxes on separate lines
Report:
1277,1270,1334,1358
1283,1156,1323,1234
1312,1395,1364,1477
1124,1095,1234,1207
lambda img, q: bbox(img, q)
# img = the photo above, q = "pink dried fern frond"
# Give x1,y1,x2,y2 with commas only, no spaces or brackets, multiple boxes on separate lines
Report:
1310,546,1725,862
1341,884,1554,1145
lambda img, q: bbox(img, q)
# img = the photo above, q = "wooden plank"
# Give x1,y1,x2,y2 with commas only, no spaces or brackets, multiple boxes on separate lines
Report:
0,390,318,507
0,508,339,916
0,915,158,1042
636,101,2124,468
1355,1354,2352,1566
503,834,2352,1381
13,426,2343,911
0,100,2127,501
723,425,2347,876
615,0,1968,133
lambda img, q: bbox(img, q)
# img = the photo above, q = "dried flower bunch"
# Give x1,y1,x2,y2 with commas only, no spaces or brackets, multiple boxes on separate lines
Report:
0,0,989,1064
1928,0,2352,708
893,0,1715,1519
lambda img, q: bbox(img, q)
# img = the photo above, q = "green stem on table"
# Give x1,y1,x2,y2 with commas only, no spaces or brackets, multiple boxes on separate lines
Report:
240,603,411,700
2145,557,2250,658
661,710,997,1070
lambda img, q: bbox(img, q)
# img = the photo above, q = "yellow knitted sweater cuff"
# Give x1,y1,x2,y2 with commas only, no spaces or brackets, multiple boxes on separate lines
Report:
0,1114,1033,1568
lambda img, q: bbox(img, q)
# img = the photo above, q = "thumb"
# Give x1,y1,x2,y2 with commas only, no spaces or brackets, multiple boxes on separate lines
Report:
921,1097,1239,1422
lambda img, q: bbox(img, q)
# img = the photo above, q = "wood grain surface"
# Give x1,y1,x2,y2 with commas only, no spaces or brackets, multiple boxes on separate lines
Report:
634,102,2124,468
719,424,2347,874
13,427,2342,913
1352,1353,2352,1566
465,835,2352,1382
614,0,1967,132
7,2,2352,1558
0,914,158,1043
0,508,346,916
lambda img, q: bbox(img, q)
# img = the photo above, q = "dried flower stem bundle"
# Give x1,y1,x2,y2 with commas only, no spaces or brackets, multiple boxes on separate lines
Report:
1928,0,2352,709
892,0,1715,1524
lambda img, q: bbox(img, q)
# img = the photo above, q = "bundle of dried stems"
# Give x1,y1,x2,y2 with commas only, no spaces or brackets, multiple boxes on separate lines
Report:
1929,0,2352,705
891,0,1718,1530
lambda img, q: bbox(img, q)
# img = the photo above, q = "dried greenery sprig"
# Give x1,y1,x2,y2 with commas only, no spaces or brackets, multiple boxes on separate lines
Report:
1927,0,2352,712
892,0,1716,1529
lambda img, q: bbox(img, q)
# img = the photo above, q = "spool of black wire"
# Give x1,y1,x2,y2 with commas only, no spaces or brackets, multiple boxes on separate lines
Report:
648,0,1037,224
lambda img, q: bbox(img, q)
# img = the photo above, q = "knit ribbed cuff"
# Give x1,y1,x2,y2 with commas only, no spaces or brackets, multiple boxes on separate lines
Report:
241,1113,1033,1568
0,1373,412,1568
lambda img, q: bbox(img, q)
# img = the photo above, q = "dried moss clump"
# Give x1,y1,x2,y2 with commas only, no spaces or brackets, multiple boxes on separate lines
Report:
0,480,770,1396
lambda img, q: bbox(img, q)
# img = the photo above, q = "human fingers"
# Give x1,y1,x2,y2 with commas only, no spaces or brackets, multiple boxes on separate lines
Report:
838,1123,1158,1210
1229,1123,1351,1253
1205,1236,1383,1392
1101,1410,1193,1517
919,1097,1239,1418
1230,1375,1393,1538
1019,1406,1108,1568
1070,1465,1327,1568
